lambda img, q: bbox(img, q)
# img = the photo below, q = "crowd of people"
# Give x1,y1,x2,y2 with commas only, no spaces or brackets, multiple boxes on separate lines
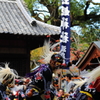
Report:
0,53,100,100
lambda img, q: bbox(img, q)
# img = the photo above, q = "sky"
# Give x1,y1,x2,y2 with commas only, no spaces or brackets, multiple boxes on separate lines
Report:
92,0,100,2
90,0,100,8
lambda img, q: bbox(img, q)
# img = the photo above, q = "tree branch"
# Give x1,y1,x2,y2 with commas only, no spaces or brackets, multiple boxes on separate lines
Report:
84,1,90,20
34,9,49,13
91,1,100,5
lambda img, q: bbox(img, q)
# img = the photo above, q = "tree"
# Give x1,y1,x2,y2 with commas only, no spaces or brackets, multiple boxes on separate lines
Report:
24,0,61,26
24,0,100,26
23,0,100,51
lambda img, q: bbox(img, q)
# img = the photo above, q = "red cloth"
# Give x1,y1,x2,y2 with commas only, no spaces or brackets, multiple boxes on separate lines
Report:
93,77,100,92
44,94,50,99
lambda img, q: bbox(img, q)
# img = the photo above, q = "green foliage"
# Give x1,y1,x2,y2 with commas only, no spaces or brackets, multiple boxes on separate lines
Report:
24,0,100,56
70,0,84,17
30,47,43,61
24,0,35,13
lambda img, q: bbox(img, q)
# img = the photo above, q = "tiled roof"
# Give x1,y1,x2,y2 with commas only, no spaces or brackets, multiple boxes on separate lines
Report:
0,0,60,35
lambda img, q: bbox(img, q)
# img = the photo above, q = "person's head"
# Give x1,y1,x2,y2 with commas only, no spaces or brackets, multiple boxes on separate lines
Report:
50,54,63,70
0,63,19,86
53,77,58,86
65,73,72,81
57,88,64,96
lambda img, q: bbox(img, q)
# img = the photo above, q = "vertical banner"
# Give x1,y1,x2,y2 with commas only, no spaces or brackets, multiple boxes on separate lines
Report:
60,0,70,65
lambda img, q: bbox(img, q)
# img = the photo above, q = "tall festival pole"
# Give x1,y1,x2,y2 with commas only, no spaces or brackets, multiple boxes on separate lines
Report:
58,0,70,88
60,0,70,66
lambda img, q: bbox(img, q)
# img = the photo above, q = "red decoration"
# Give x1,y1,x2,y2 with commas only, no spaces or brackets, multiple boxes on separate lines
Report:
46,35,51,37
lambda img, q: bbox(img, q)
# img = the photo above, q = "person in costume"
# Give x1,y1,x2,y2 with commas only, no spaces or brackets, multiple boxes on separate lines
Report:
78,66,100,100
67,66,100,100
25,53,63,100
25,40,63,100
0,63,19,100
8,79,26,100
64,73,75,94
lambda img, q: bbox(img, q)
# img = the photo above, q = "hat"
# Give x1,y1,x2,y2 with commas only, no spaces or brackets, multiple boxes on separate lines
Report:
51,54,63,63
